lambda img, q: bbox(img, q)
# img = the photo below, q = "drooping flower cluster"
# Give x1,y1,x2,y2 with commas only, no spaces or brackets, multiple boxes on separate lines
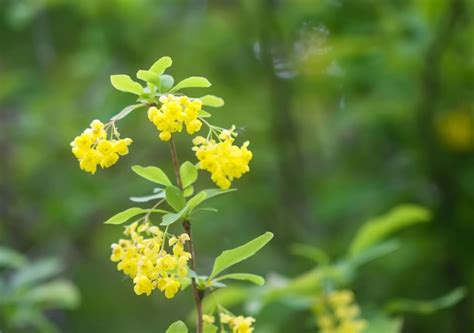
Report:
71,120,132,174
193,127,253,189
220,313,255,333
148,95,203,142
110,221,191,298
313,289,367,333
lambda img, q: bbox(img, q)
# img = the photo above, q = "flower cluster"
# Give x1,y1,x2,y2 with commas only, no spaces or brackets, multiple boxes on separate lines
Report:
148,95,203,142
203,313,255,333
220,313,255,333
110,222,191,298
193,127,253,189
71,120,132,174
313,289,367,333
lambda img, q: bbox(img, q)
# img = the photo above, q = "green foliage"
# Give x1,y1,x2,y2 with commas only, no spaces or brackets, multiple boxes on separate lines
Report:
132,165,173,186
385,287,466,315
110,75,144,95
0,246,27,269
104,207,168,225
166,321,188,333
150,56,173,75
365,315,403,333
165,186,186,211
179,161,198,188
349,205,431,256
170,77,211,92
200,95,225,107
209,232,274,279
214,273,265,286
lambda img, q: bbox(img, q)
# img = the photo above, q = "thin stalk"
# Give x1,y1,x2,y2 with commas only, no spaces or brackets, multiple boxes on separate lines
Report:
169,138,204,333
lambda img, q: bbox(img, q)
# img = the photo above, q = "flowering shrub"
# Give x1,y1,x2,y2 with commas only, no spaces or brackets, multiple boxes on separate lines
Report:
71,56,272,333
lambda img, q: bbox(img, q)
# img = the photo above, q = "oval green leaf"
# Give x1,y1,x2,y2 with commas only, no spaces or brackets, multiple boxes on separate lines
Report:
180,161,198,188
200,95,224,107
136,70,161,87
215,273,265,286
209,232,274,279
110,75,144,95
170,76,211,92
166,320,188,333
104,207,168,225
132,165,172,186
165,186,186,212
160,74,175,92
150,56,173,75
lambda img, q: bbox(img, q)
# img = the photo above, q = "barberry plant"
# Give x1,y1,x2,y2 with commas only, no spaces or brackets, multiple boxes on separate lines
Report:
71,56,273,333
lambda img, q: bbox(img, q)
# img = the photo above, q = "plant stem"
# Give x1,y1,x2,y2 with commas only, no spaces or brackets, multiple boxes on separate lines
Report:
169,138,204,333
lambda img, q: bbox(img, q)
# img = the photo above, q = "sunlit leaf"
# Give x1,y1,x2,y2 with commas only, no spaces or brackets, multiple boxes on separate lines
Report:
136,70,161,87
180,161,198,188
110,75,144,95
170,76,211,92
166,320,188,333
215,273,265,285
209,232,274,279
200,95,224,107
160,74,175,92
150,56,173,75
132,165,172,186
129,190,165,203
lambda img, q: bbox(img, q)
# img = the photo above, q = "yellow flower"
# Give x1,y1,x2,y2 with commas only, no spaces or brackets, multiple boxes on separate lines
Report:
71,120,132,174
133,275,153,296
111,222,191,299
148,95,203,141
314,289,366,333
193,127,253,189
202,315,215,324
157,276,181,299
231,316,255,333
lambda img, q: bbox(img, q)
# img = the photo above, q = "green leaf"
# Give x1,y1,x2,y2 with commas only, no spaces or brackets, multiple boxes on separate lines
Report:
290,244,330,266
200,95,224,107
23,280,80,309
136,70,161,87
203,323,218,333
180,161,198,188
170,76,211,92
150,56,173,75
385,287,466,315
203,188,237,199
349,204,431,256
110,103,145,121
110,75,144,95
129,190,166,203
183,186,194,197
132,165,172,186
0,247,27,269
104,207,168,225
161,207,187,226
209,232,274,279
160,74,175,92
192,207,218,214
186,191,208,213
215,273,265,285
198,110,212,118
165,186,186,211
166,320,188,333
365,314,403,333
12,258,62,288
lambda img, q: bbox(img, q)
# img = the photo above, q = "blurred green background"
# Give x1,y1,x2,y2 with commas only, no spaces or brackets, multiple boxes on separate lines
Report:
1,0,473,332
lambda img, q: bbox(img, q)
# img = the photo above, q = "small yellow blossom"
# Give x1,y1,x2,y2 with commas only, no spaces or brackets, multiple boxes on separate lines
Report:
314,289,367,333
111,221,191,298
148,95,203,141
202,315,215,324
71,120,132,174
193,126,253,189
219,313,255,333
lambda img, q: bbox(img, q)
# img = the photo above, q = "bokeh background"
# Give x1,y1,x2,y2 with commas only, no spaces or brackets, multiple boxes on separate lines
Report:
1,0,473,332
